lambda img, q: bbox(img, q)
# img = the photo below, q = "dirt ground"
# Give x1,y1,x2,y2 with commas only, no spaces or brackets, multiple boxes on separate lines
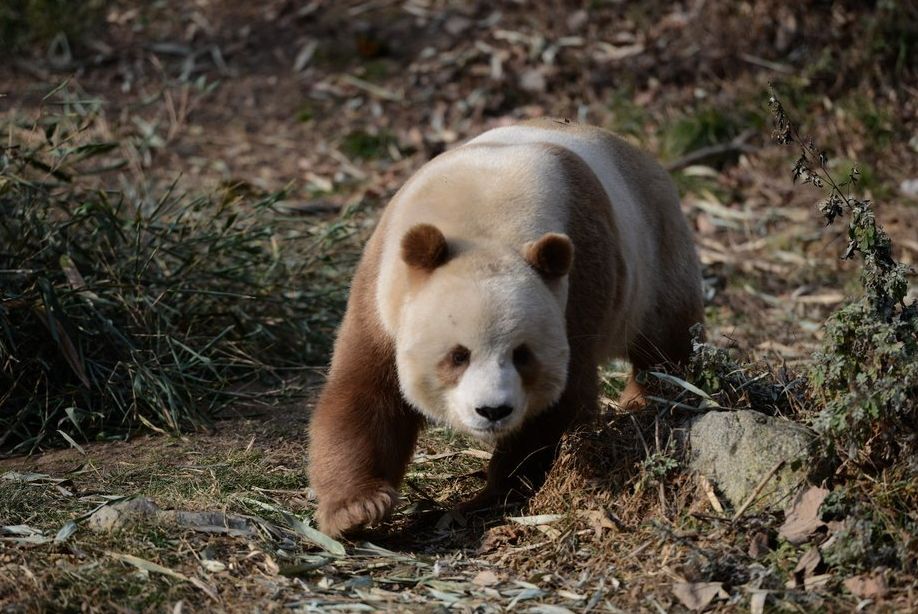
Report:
2,0,917,611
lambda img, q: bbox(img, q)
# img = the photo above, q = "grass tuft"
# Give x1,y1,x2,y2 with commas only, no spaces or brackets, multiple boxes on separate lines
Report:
0,0,105,53
0,103,359,454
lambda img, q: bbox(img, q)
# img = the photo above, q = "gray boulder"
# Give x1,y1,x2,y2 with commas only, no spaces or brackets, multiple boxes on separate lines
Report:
684,410,817,511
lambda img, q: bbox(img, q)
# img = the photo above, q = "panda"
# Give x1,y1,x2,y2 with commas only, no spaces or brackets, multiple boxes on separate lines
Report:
307,118,704,537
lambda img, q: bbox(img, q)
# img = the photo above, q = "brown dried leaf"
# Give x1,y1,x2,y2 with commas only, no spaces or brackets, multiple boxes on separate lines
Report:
698,474,724,514
786,547,823,589
477,524,523,554
578,509,617,537
779,486,829,545
108,551,189,581
795,546,822,576
747,530,771,559
672,582,727,611
843,572,888,599
471,570,500,587
803,574,832,591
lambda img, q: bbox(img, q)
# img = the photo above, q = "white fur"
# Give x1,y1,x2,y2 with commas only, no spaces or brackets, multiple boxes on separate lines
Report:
466,125,655,344
377,123,671,440
375,142,570,337
449,351,525,435
394,264,568,440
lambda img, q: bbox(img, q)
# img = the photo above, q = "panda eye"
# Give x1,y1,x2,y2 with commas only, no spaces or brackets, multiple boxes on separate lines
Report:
449,345,470,367
513,344,532,368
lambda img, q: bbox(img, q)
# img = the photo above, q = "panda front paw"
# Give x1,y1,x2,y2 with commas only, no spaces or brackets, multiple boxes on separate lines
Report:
316,482,399,537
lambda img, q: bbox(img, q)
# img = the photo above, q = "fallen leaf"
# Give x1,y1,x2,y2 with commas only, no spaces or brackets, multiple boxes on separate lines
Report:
698,474,724,514
578,509,618,537
284,513,346,557
803,573,832,590
672,581,728,611
0,524,51,545
779,486,828,545
165,510,255,537
472,570,500,586
461,449,493,460
786,546,823,589
534,524,562,540
508,514,564,526
749,590,768,614
843,571,888,599
527,605,575,614
477,524,523,554
54,521,78,544
200,559,226,573
796,546,822,576
747,530,771,559
56,430,86,455
108,551,189,581
108,551,219,601
1,525,43,536
261,554,280,575
2,471,67,484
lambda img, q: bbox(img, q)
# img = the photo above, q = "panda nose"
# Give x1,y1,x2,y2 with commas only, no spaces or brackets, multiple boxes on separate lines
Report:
475,405,513,422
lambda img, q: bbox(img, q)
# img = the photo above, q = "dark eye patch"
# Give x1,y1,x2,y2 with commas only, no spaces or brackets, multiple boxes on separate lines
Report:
437,344,470,386
450,345,470,367
513,344,541,386
513,344,532,368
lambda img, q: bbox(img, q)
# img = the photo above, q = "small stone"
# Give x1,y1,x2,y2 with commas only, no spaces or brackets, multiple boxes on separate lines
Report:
444,15,472,37
519,69,546,93
567,10,588,32
87,497,160,532
899,178,918,198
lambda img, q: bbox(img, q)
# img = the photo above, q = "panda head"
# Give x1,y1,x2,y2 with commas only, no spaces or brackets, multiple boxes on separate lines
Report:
394,224,572,441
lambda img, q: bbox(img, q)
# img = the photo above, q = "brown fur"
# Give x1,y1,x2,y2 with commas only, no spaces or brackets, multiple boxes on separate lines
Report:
523,233,574,279
514,346,542,390
307,121,703,536
307,226,424,536
523,118,704,409
401,223,449,271
436,347,469,387
460,144,622,508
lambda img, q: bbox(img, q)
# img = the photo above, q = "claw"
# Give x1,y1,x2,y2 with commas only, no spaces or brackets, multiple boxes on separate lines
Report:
317,483,399,537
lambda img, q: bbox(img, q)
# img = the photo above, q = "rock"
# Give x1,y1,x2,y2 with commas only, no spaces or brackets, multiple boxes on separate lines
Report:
566,10,589,32
444,15,472,37
684,410,816,511
87,496,160,532
900,178,918,198
519,69,546,93
86,496,259,536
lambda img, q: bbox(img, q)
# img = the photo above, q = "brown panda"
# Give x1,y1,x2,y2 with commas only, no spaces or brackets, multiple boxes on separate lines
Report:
307,119,704,537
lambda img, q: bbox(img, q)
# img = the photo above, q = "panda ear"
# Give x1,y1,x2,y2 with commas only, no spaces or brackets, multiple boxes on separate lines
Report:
523,232,573,279
401,224,450,272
